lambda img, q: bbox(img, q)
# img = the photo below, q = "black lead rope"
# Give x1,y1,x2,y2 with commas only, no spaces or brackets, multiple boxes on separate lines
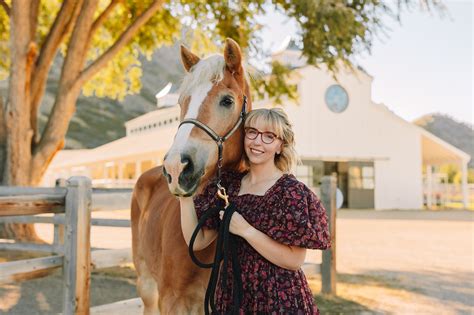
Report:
189,202,244,315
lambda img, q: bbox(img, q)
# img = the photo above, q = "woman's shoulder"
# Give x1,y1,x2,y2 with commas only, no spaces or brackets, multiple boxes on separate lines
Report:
279,173,310,195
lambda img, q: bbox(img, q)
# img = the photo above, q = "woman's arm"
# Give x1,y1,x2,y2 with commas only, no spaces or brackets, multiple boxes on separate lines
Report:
221,211,306,271
179,197,218,251
244,226,306,271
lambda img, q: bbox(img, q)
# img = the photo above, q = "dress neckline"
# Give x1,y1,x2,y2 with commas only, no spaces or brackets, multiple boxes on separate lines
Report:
236,170,288,197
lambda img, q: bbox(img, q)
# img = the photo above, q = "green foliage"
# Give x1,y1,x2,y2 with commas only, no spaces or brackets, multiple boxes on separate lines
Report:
0,2,9,81
251,61,299,106
83,1,180,99
438,164,474,184
0,0,444,102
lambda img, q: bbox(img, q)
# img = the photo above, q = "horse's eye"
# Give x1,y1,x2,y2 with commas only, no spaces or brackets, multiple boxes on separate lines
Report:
219,96,234,108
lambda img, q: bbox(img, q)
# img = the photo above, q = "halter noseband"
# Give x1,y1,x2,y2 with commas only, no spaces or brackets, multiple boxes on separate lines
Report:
178,95,247,189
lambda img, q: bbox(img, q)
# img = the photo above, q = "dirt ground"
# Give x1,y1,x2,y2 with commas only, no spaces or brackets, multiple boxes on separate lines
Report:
1,209,472,314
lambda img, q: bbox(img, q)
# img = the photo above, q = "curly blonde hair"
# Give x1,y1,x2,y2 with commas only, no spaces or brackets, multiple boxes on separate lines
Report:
243,108,299,173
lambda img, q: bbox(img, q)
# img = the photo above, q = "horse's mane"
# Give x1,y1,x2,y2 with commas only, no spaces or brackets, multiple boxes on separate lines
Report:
179,54,250,98
179,54,225,97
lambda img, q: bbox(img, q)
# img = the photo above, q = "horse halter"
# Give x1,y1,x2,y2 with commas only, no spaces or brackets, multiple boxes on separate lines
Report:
178,95,247,198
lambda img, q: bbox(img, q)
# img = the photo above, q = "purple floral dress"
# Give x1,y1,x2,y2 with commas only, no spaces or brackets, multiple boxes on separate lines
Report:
193,170,331,315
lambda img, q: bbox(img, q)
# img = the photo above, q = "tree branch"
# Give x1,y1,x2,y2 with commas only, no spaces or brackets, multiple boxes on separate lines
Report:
30,0,81,144
74,0,164,88
32,0,99,182
29,0,40,41
90,0,121,36
0,0,10,16
31,0,77,98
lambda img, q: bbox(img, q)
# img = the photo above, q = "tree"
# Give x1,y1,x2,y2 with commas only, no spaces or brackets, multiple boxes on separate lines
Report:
0,0,443,241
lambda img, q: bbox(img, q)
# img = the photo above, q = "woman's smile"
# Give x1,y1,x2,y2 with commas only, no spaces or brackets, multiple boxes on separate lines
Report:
249,147,264,155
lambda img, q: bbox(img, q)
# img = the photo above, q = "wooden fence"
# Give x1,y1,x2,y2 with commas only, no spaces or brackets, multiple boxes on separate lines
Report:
0,177,134,314
0,174,337,314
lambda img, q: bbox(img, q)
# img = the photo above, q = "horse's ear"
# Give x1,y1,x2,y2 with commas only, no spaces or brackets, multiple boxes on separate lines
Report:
180,45,200,72
224,38,242,74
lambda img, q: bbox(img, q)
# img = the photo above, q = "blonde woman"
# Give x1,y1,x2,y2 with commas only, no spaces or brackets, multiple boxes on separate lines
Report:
180,108,331,314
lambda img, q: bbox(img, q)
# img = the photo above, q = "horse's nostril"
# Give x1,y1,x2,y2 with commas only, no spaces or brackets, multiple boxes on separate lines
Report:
181,153,194,176
162,166,172,184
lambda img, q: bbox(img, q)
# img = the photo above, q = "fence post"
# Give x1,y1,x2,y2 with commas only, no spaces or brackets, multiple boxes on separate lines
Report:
320,174,337,295
63,177,92,315
53,178,67,252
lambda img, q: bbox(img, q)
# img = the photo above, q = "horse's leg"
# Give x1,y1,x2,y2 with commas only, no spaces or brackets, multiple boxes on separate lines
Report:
132,193,160,315
136,260,160,315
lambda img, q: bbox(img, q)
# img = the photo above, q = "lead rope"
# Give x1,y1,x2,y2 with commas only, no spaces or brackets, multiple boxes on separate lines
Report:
189,187,244,315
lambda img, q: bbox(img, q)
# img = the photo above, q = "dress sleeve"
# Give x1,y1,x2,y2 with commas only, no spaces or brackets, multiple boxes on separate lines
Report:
267,183,331,249
192,177,226,230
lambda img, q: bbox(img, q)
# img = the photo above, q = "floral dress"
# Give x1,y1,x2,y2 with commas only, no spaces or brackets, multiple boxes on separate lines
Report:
193,170,331,315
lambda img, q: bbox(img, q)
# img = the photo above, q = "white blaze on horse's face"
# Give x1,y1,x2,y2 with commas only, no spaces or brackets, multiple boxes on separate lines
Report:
173,82,213,150
163,81,216,196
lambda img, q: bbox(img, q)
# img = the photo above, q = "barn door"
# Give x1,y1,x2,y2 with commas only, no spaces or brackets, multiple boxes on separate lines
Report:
348,161,375,209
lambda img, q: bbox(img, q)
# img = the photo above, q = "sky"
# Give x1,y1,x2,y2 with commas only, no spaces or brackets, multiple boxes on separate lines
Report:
257,0,473,125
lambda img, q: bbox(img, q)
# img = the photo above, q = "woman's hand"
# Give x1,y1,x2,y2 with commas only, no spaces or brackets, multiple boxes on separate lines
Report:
219,210,253,238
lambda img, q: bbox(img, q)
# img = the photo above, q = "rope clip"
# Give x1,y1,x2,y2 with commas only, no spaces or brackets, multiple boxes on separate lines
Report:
216,184,230,209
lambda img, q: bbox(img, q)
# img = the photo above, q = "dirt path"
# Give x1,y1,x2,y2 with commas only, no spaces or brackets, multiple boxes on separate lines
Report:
1,209,472,314
315,209,474,314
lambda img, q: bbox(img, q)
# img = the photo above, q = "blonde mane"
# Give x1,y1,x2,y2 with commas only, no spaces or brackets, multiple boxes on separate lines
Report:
179,54,225,97
179,53,251,99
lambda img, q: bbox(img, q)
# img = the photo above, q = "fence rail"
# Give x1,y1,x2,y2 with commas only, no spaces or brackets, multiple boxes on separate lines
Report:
0,214,131,227
0,177,91,314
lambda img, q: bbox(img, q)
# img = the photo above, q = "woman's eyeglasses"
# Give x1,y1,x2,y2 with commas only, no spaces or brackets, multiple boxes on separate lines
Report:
244,127,280,144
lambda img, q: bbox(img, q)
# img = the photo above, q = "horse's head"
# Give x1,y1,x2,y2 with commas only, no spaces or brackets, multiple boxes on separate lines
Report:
163,38,251,197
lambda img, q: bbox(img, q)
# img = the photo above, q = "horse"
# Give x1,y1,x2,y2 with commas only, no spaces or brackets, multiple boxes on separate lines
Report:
131,38,252,314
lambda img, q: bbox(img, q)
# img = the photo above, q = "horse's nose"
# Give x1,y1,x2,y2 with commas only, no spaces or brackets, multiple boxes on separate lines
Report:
163,152,186,188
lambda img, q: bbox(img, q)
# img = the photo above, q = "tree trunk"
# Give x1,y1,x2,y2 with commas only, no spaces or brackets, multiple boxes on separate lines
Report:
0,0,163,242
0,0,42,243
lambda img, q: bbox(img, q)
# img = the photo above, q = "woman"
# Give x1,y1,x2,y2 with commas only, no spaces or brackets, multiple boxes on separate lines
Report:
179,108,331,314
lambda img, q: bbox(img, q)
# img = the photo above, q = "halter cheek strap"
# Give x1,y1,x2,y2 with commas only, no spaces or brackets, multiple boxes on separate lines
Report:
178,95,247,187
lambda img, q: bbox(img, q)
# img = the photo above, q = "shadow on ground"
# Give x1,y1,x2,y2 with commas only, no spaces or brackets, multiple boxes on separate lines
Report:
359,268,474,314
310,270,473,315
2,264,472,314
0,268,137,315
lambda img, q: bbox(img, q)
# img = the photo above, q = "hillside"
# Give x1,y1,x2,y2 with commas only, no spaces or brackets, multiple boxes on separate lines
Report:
414,113,474,168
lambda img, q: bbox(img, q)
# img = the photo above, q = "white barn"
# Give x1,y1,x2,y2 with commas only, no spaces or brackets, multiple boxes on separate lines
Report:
43,42,471,210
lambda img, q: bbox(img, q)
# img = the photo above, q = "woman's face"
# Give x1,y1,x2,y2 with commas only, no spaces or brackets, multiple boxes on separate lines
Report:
244,121,283,167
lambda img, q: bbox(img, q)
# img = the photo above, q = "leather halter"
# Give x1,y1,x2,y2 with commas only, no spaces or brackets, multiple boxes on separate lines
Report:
178,95,247,189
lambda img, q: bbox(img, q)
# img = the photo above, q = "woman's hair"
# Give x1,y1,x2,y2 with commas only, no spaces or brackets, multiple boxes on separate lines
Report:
243,108,299,173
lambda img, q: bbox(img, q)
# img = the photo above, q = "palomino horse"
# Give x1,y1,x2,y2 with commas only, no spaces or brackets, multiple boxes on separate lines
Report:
131,38,252,314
